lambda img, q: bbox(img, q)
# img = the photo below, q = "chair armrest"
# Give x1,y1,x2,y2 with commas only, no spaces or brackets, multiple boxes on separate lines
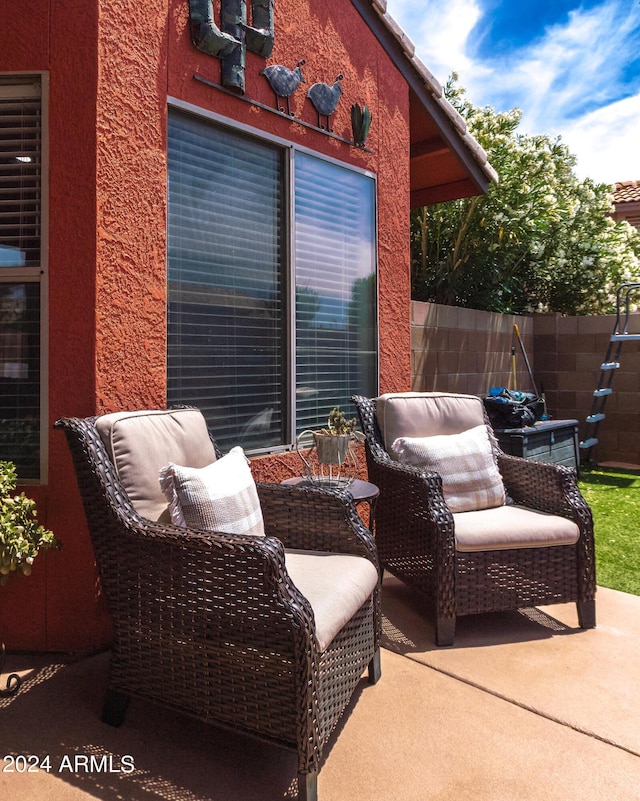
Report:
364,452,456,561
256,482,379,569
497,452,592,526
104,511,319,647
364,446,452,523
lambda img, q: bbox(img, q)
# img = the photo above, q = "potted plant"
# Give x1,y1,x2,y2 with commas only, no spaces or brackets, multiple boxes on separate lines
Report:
0,460,60,586
296,406,361,487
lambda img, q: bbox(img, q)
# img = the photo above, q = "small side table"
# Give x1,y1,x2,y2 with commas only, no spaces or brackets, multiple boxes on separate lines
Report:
280,477,380,533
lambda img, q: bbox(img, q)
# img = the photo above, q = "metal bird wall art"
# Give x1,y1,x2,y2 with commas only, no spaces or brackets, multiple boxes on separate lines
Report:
306,74,343,131
260,60,306,115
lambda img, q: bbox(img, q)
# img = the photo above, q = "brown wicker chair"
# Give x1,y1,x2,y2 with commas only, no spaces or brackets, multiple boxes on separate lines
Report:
55,408,381,801
352,392,596,646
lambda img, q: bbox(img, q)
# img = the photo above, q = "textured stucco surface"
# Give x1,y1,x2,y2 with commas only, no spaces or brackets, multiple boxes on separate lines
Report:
95,0,169,412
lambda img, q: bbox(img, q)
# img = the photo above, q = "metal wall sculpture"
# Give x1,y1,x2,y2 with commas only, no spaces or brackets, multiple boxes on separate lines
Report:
350,102,372,148
306,74,343,131
260,60,306,114
189,0,274,93
189,1,373,149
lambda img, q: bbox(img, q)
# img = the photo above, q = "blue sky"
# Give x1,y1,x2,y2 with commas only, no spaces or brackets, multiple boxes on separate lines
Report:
385,0,640,184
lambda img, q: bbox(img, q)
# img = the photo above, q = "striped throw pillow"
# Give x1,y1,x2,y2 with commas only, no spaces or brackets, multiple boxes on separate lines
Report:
390,425,506,513
159,446,265,536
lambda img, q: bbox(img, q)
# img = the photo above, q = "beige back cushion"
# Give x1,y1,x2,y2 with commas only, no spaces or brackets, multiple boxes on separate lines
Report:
95,408,217,522
376,392,487,452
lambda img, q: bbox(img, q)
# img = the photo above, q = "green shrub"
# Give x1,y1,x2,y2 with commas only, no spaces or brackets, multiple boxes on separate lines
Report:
0,460,61,586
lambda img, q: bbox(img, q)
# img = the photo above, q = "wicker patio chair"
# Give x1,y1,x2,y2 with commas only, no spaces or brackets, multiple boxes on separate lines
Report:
352,392,596,646
55,408,381,801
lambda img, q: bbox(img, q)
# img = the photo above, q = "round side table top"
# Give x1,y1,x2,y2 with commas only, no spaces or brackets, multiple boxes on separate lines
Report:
280,476,379,502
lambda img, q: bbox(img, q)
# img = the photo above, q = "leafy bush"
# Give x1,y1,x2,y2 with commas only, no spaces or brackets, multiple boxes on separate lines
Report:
411,75,640,315
0,460,60,586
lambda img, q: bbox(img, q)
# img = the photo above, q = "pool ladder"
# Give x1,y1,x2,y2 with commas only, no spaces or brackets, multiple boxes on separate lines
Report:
580,283,640,461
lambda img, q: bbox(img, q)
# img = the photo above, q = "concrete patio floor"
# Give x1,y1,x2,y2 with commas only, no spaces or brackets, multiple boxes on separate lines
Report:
2,577,640,801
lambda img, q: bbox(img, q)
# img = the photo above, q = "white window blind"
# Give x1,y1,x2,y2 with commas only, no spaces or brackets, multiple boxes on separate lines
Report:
167,111,286,450
294,152,377,434
0,76,42,480
0,78,41,268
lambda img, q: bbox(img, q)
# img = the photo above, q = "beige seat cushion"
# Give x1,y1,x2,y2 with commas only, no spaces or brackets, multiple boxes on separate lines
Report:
376,392,486,450
453,504,580,552
96,408,217,522
284,550,379,652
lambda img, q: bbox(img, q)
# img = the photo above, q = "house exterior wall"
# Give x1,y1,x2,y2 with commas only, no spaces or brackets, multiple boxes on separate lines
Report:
412,301,640,467
612,181,640,230
0,1,412,649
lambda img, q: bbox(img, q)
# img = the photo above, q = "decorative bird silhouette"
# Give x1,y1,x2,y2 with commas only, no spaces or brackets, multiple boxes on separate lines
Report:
307,74,343,131
260,60,306,115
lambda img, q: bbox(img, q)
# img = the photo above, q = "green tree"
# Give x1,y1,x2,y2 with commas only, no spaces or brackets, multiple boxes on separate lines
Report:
412,76,640,315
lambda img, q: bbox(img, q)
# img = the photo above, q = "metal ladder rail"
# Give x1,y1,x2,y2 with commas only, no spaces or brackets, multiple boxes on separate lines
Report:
580,283,640,461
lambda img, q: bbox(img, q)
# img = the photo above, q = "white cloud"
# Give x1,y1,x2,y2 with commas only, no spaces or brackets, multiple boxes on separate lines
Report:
387,0,484,83
498,4,640,122
561,93,640,184
386,0,640,183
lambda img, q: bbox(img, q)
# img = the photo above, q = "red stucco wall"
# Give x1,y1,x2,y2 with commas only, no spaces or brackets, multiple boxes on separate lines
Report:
0,0,412,650
0,1,109,650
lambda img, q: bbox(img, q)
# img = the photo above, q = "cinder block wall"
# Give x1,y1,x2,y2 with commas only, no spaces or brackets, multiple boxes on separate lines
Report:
534,313,640,465
411,302,535,397
412,301,640,466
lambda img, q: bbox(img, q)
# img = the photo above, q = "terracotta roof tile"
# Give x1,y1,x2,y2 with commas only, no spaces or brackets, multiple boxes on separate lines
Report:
613,181,640,203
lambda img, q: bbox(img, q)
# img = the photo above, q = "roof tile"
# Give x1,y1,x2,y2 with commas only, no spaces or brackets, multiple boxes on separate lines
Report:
367,0,496,186
614,181,640,203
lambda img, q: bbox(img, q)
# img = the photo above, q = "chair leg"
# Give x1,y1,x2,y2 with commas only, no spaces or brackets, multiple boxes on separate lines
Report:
577,599,596,629
436,616,456,647
101,689,130,727
298,770,318,801
368,648,381,684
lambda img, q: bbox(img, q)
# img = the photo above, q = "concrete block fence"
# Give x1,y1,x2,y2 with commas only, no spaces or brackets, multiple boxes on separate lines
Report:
411,301,640,467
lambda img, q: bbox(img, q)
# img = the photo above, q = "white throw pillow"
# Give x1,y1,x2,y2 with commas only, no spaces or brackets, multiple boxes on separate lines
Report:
390,424,506,513
159,446,265,536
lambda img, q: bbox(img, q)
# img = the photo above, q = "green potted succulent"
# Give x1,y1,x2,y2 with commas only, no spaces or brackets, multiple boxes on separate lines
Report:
296,406,362,487
315,405,358,464
0,460,60,586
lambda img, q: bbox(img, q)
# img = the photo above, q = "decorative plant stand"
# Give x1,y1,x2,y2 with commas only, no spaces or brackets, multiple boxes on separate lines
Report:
296,430,359,489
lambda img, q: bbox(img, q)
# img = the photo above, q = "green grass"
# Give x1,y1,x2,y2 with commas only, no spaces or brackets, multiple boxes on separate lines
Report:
579,465,640,596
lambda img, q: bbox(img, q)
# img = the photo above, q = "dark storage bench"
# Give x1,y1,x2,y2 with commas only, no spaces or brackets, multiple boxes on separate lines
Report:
493,419,579,471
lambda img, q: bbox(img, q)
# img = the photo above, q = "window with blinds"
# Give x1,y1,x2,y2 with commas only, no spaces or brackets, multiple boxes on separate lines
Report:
294,152,377,435
0,76,43,480
167,108,377,452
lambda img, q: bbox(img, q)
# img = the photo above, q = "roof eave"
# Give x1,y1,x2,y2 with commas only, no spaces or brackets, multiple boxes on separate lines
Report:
351,0,498,205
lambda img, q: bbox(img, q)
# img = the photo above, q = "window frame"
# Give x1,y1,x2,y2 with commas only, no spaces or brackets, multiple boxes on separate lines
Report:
167,98,379,453
0,72,49,484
